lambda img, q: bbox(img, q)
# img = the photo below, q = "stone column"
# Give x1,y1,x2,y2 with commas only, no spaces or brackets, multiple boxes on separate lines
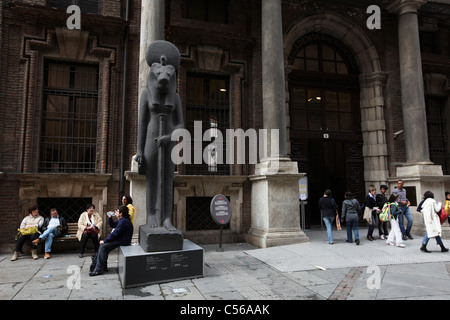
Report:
387,0,447,238
247,0,308,248
387,0,430,164
127,0,165,241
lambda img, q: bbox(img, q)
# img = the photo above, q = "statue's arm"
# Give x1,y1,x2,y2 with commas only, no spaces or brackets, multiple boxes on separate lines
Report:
173,94,184,131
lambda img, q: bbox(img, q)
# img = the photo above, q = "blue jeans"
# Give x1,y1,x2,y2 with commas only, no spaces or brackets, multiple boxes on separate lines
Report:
346,220,359,242
398,206,413,235
323,217,334,243
422,232,444,246
39,227,61,253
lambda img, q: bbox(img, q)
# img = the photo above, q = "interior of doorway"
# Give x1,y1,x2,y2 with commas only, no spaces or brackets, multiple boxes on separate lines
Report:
305,139,346,227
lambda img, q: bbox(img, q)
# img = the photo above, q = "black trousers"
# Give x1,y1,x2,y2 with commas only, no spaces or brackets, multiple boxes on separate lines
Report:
15,233,40,252
90,241,120,273
79,233,100,254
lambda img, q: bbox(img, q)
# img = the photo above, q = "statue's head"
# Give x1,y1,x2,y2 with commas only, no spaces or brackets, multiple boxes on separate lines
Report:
145,40,180,70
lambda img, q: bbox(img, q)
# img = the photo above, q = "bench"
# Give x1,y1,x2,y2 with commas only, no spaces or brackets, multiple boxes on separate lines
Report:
54,222,78,242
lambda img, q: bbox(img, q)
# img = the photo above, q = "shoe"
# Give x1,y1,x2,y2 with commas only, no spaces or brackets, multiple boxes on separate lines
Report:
402,235,408,241
380,235,386,240
420,244,431,253
44,252,50,259
11,251,19,261
407,233,414,240
89,270,104,277
396,243,406,248
367,236,374,241
386,240,395,246
355,239,360,245
439,245,449,252
78,253,84,258
31,249,39,260
32,238,41,245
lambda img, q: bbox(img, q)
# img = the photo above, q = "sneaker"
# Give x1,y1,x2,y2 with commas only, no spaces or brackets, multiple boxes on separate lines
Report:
386,240,395,246
380,235,386,240
396,243,406,248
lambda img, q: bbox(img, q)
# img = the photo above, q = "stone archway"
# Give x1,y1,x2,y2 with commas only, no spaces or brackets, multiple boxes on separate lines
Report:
284,11,389,189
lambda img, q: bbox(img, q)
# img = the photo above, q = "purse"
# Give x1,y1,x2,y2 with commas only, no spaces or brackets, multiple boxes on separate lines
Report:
18,226,38,236
439,207,448,225
84,227,99,235
363,206,373,224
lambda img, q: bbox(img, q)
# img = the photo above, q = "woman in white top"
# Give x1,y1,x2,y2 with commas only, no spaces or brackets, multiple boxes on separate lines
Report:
419,191,448,253
77,204,103,258
11,205,44,261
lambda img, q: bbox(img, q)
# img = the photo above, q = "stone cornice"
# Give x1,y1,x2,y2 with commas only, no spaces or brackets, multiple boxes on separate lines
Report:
386,0,427,15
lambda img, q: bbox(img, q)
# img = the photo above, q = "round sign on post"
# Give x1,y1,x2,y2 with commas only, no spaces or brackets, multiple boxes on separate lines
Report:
210,194,232,252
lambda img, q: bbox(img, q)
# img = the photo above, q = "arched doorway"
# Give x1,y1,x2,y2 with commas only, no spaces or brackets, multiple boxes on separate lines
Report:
288,33,364,226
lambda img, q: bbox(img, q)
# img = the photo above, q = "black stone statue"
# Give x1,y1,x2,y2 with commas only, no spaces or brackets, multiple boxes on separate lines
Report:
135,40,184,252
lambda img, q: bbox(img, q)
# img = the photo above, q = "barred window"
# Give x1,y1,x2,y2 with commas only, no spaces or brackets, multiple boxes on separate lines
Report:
185,74,230,175
181,0,229,24
47,0,99,14
37,197,92,223
39,61,99,173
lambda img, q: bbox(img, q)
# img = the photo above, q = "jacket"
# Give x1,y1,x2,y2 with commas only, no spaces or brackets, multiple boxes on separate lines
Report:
42,216,68,235
364,194,377,212
421,198,442,238
319,196,337,218
104,216,133,246
76,211,103,240
341,198,360,222
388,202,402,220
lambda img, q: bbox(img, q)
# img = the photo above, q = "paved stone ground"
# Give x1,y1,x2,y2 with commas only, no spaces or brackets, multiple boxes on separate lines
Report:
1,228,450,303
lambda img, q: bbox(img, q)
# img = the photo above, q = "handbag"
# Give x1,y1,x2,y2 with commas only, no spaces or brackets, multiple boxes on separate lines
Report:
439,207,448,225
84,227,99,235
363,206,373,224
18,226,38,236
335,214,342,231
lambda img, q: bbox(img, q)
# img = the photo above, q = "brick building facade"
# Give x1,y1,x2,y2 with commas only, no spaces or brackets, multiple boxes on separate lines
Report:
1,0,450,252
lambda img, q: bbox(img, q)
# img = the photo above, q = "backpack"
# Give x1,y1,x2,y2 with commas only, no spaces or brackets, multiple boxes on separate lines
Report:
379,202,391,222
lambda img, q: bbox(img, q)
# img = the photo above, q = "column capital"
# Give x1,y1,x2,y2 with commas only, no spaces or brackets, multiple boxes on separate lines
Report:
386,0,426,16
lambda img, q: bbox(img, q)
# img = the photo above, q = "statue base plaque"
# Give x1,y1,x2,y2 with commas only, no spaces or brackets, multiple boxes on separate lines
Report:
139,225,184,252
118,240,204,288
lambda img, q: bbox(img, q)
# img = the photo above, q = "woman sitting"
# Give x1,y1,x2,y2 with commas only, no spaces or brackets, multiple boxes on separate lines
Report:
11,205,43,261
77,204,103,258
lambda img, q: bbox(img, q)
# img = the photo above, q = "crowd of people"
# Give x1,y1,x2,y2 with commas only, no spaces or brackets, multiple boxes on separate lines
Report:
11,194,135,275
319,180,450,252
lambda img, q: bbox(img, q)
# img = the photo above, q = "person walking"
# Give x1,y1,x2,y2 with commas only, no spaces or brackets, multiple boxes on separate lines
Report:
386,193,405,248
418,191,448,253
376,185,389,239
392,180,413,240
341,192,361,245
319,190,338,244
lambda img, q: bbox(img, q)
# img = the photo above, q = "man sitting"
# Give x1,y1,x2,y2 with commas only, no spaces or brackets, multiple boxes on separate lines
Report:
89,205,133,276
32,208,68,259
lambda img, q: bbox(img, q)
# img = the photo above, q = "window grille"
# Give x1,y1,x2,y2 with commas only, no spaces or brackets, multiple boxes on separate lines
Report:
39,61,99,173
185,74,230,175
181,0,228,24
47,0,99,14
186,196,230,231
37,197,92,223
426,96,450,175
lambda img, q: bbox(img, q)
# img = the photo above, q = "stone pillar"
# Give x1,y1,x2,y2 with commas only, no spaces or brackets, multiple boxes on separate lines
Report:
387,0,430,164
127,0,165,241
138,0,165,118
387,0,449,238
247,0,308,248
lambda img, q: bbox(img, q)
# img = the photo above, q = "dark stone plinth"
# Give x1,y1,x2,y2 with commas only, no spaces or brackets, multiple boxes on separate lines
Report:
118,240,204,288
139,225,184,252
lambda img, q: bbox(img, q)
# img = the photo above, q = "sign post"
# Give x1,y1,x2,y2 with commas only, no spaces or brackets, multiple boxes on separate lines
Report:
210,194,232,252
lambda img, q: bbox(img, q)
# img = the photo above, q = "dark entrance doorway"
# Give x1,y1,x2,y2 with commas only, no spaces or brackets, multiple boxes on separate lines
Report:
288,33,365,227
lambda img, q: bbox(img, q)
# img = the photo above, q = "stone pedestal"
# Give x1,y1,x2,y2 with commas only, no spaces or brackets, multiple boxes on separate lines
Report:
247,158,309,248
139,225,183,252
393,164,450,239
118,240,203,288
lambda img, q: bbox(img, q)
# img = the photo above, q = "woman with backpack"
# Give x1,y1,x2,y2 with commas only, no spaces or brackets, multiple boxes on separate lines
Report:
341,192,361,245
386,193,405,248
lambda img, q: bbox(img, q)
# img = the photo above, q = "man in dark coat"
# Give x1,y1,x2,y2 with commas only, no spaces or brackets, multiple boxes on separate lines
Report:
89,205,133,276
